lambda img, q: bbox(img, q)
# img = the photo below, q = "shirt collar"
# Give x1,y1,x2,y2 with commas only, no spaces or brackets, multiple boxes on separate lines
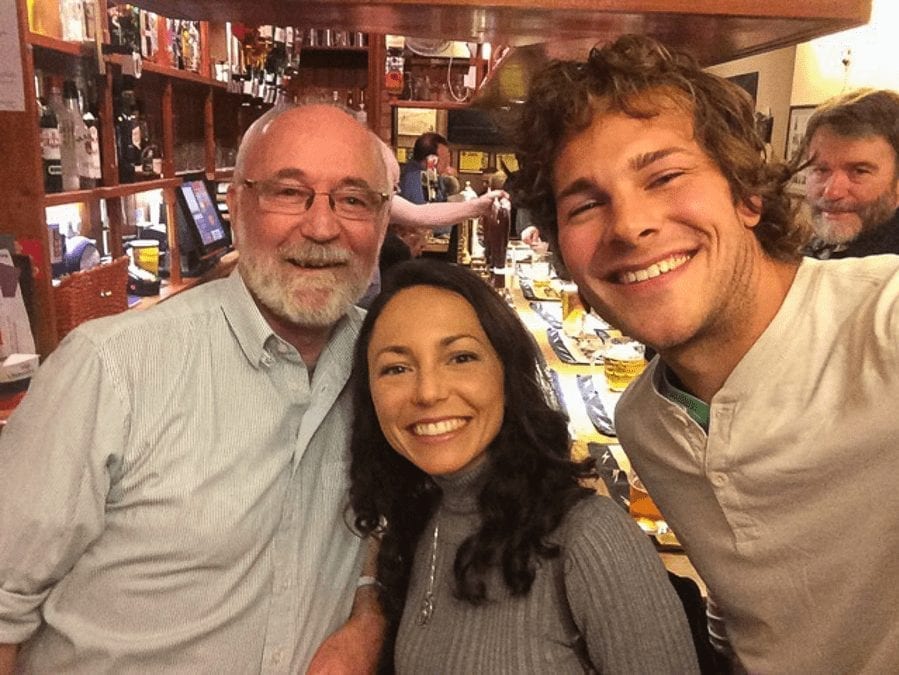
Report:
220,270,363,374
659,364,711,432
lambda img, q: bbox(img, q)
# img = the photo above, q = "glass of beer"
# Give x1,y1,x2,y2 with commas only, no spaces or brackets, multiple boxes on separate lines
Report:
530,252,552,296
628,470,664,523
561,282,586,336
602,337,646,391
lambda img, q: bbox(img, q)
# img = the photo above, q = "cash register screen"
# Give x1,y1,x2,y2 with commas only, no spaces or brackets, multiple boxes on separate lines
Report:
177,177,230,255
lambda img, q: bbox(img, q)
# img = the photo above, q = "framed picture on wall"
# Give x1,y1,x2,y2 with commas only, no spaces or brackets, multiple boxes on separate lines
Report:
495,153,519,174
395,107,438,137
458,150,490,173
785,105,816,162
785,105,816,194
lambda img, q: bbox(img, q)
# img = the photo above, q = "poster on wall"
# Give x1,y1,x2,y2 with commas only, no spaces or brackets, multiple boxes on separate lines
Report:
495,153,519,174
785,105,816,194
0,2,26,111
395,107,437,137
458,150,489,173
726,72,759,104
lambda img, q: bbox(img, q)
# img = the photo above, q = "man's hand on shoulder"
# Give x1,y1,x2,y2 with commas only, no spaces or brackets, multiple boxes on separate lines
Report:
306,587,385,675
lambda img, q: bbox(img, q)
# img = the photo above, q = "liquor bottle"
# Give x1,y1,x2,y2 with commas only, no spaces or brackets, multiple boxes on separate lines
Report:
82,0,97,41
257,25,273,49
81,106,102,188
284,26,297,76
60,0,86,42
62,80,95,189
356,87,368,125
141,143,162,178
116,88,142,183
37,75,63,193
186,21,201,71
179,21,193,71
48,79,79,192
345,89,355,110
108,4,140,54
240,65,254,106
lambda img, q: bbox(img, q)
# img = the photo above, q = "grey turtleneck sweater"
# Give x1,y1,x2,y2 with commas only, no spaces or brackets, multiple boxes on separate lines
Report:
394,459,699,673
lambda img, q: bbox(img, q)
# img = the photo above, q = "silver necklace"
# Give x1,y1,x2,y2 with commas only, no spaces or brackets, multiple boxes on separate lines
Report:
417,521,439,626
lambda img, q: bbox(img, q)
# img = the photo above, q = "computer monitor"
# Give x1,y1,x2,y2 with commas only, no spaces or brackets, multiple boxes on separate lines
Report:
174,174,231,275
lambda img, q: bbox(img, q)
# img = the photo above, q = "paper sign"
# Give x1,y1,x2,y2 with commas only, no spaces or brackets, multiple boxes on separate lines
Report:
0,2,25,112
0,250,36,358
458,150,489,173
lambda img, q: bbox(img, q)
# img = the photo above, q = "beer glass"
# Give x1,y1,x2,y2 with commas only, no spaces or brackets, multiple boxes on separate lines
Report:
561,282,585,336
602,336,646,392
628,470,664,522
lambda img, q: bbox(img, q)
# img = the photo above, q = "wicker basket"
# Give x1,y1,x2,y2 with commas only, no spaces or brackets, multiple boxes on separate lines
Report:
53,256,129,341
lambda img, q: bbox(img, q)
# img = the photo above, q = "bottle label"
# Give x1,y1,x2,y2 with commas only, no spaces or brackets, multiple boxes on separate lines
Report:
41,128,62,160
85,127,102,179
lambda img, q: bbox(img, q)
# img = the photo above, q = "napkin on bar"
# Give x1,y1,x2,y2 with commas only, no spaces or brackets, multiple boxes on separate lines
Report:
529,301,562,329
587,442,629,513
546,327,581,364
576,374,616,436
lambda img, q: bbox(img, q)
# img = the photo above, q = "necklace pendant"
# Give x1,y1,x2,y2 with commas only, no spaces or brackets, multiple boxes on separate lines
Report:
418,593,435,626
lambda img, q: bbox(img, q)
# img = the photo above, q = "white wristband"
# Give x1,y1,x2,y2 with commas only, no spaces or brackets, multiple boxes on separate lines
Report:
356,575,381,589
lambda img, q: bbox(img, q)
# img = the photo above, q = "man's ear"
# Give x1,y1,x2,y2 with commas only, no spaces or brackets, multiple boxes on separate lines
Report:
226,185,240,246
737,195,763,230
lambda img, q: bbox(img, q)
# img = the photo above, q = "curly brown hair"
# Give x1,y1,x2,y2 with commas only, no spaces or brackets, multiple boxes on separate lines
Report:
514,34,807,263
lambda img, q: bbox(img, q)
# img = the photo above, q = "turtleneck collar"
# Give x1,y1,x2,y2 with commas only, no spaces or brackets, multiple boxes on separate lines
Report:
432,454,491,515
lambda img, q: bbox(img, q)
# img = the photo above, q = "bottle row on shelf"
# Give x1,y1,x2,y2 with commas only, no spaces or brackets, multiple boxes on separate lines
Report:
36,70,162,195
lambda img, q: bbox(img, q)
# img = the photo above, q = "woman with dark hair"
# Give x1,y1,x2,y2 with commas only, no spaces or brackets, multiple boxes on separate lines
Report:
349,259,698,673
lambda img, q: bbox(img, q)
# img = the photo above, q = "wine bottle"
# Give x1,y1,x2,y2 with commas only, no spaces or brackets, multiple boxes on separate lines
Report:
62,80,97,189
81,106,102,188
37,75,63,193
51,79,79,192
186,21,201,72
60,0,86,42
116,88,142,183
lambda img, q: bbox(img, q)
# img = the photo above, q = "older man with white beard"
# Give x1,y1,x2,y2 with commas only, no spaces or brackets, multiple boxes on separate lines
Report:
801,89,899,259
0,105,390,674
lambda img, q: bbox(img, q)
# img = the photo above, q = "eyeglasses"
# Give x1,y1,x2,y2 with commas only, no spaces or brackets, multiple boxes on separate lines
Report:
241,179,391,221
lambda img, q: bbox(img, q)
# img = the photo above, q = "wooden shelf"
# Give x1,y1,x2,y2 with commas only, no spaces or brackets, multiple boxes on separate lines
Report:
100,177,181,199
389,99,469,110
43,187,101,206
300,46,368,54
27,32,88,56
105,53,227,89
42,178,182,206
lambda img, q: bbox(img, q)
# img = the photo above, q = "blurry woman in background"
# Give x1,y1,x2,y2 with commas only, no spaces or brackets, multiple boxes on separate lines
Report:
349,260,698,673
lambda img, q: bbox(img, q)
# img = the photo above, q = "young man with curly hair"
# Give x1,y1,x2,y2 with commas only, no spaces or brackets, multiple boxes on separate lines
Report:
514,34,899,673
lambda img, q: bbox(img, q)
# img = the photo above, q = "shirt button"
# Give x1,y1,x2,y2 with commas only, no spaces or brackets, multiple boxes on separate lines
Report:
271,650,283,665
281,579,291,591
710,472,728,487
261,354,274,367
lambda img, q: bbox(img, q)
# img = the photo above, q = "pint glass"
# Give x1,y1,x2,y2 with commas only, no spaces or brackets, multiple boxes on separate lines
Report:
602,337,646,391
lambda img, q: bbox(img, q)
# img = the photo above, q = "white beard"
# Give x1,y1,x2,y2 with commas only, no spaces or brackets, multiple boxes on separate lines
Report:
239,240,373,328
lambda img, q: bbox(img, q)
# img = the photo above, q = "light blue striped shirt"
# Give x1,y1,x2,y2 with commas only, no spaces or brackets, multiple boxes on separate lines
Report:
0,271,366,673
